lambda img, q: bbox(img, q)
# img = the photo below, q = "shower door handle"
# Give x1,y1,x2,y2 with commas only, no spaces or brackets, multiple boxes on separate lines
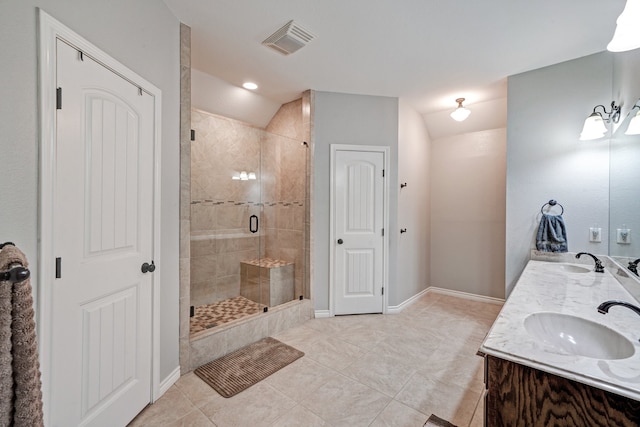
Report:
249,215,259,233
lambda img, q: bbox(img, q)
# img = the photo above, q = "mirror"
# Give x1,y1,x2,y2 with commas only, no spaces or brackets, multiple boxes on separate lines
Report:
609,101,640,265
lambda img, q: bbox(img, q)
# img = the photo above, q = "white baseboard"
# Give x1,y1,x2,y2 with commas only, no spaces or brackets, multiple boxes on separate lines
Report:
427,287,505,305
316,288,503,318
314,309,331,318
157,366,181,400
387,288,429,314
387,286,504,314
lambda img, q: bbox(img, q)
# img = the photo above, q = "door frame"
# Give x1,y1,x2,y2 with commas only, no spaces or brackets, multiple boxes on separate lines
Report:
38,9,163,423
329,144,389,317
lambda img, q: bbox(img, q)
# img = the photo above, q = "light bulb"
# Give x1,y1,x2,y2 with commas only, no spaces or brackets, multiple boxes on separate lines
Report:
450,98,471,122
579,113,607,140
607,0,640,52
625,109,640,135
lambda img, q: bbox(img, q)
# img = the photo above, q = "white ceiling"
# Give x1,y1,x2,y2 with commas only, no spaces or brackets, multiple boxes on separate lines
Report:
164,0,625,129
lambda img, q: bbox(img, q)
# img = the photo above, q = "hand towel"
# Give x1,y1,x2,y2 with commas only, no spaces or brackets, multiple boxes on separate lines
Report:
0,245,44,427
0,251,12,427
536,213,568,252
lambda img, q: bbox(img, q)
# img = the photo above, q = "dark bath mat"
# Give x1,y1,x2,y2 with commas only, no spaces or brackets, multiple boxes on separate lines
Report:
194,337,304,398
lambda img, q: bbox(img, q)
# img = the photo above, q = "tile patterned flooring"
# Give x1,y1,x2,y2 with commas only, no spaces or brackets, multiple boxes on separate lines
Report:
190,296,266,334
130,292,502,427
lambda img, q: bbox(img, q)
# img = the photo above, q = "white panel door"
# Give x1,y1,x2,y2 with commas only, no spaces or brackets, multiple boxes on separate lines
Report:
334,149,385,315
51,39,154,427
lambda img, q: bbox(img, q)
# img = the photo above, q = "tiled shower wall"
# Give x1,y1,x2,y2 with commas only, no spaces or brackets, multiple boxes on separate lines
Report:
190,108,307,307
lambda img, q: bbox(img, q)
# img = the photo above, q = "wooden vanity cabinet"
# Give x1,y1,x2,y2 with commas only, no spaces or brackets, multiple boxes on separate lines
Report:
484,355,640,427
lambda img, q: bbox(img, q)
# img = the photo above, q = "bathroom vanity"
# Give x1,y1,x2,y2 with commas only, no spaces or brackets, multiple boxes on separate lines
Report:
480,256,640,426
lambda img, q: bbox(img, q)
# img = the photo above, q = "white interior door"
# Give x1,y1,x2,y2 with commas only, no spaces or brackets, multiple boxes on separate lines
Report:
333,148,386,315
51,39,155,427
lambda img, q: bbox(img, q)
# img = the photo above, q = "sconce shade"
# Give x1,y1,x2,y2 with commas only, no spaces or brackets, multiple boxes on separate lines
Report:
580,112,607,140
625,109,640,135
450,98,471,122
607,0,640,52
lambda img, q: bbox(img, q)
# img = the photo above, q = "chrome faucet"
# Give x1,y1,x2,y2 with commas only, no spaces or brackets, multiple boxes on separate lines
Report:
575,252,604,273
628,258,640,276
597,300,640,317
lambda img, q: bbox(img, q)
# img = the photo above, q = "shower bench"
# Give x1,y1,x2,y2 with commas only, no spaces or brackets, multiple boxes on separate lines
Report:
240,258,294,307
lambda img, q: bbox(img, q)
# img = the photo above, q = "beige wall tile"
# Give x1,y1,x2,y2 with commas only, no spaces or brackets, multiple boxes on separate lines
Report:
190,236,216,257
190,204,216,232
226,317,269,353
190,255,216,284
268,304,300,336
190,329,228,369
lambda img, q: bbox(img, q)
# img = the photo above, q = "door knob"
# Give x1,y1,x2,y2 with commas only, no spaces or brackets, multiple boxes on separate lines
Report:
141,261,156,273
337,239,343,244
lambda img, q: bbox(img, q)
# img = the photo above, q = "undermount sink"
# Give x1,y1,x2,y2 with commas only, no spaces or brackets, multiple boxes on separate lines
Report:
545,263,591,273
524,312,635,360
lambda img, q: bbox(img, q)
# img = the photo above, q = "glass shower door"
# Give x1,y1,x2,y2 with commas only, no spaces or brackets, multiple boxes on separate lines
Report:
189,112,264,333
260,132,308,307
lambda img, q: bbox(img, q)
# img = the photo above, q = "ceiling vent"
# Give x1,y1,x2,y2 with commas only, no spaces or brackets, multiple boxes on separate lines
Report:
262,20,315,55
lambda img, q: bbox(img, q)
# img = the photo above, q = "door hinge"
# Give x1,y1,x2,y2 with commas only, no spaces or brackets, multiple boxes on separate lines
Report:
56,87,62,110
382,169,385,177
382,228,384,237
190,129,195,141
382,287,384,295
190,306,195,317
55,257,62,278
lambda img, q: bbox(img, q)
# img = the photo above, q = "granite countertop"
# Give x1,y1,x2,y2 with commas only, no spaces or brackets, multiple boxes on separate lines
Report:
480,257,640,401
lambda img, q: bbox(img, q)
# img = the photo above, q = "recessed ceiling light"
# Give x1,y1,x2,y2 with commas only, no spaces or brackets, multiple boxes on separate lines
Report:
243,82,258,90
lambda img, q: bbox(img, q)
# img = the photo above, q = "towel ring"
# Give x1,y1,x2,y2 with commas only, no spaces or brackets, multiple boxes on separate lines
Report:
540,200,564,215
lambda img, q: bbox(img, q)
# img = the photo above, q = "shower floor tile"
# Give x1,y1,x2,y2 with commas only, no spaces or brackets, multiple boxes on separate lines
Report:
190,296,265,334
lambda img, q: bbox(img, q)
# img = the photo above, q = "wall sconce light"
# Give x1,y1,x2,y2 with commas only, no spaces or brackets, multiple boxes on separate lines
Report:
232,171,257,180
579,101,621,140
450,98,471,122
625,105,640,135
607,0,640,52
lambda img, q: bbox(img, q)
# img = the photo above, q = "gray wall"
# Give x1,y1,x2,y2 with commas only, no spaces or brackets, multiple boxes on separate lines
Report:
431,128,507,299
0,1,180,382
396,100,431,304
312,92,399,310
506,52,612,295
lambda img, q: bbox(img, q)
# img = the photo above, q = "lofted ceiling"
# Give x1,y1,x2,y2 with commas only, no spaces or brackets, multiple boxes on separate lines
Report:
163,0,626,133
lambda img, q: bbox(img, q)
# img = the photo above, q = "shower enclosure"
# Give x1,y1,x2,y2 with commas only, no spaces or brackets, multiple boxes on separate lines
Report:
189,108,308,335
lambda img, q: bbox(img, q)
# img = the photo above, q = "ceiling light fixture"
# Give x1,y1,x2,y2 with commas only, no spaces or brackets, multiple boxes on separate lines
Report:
232,171,257,181
450,98,471,122
607,0,640,52
242,82,258,90
625,105,640,135
579,101,621,141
